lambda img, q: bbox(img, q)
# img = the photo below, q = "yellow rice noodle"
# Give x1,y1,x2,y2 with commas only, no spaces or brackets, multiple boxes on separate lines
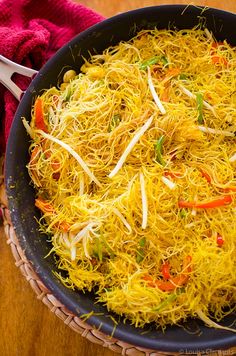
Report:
26,27,236,330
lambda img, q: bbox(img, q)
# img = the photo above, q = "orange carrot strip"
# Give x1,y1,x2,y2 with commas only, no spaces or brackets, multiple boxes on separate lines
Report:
164,171,182,179
162,68,181,90
212,56,228,66
35,198,71,231
165,68,181,79
54,221,71,232
161,85,170,102
35,198,55,213
29,146,40,165
210,42,228,66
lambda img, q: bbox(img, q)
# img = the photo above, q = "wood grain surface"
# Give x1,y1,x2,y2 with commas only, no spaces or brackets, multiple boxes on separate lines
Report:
0,1,235,356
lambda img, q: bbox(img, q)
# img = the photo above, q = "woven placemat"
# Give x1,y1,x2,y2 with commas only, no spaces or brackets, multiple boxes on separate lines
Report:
0,180,235,356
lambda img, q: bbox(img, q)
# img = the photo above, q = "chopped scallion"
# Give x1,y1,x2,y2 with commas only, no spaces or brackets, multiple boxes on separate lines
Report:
95,236,103,262
180,209,187,218
139,237,146,247
140,57,159,70
136,237,146,263
153,288,184,312
154,293,177,312
108,114,121,132
154,135,166,166
100,234,115,258
179,73,188,80
196,93,204,124
65,86,72,101
140,55,168,70
160,56,169,66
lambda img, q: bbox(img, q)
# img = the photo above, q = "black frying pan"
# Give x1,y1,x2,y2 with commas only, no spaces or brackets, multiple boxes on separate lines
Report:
5,5,236,352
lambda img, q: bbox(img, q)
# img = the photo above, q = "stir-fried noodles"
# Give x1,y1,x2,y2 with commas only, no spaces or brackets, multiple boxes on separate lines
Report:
25,27,236,331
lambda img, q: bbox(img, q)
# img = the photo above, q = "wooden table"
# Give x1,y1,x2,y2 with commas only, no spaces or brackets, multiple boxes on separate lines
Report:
0,1,235,355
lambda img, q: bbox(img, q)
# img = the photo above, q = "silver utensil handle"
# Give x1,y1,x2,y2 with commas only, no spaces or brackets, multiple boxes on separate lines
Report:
0,55,38,101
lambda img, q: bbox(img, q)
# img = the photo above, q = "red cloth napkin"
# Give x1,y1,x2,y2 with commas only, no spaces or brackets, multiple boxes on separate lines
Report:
0,0,104,153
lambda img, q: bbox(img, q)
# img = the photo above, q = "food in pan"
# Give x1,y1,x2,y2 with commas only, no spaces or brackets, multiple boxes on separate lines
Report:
24,27,236,331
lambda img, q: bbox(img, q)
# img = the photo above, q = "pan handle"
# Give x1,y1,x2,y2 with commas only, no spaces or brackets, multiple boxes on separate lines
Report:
0,55,38,101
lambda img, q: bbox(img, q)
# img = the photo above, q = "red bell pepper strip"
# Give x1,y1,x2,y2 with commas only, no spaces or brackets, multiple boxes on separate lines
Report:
222,186,236,192
161,262,171,280
199,169,212,184
216,233,224,247
34,98,48,132
199,169,236,192
178,195,232,209
144,256,192,292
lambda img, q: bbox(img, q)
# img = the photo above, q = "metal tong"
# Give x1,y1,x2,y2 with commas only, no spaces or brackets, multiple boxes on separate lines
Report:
0,55,38,101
